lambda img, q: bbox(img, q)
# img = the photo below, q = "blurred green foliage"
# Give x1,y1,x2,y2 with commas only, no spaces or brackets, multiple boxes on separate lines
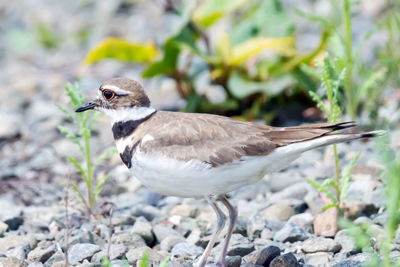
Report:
340,135,400,267
84,0,398,125
84,0,326,122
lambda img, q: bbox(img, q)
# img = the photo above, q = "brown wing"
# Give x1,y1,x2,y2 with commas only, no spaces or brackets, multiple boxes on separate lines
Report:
136,111,354,167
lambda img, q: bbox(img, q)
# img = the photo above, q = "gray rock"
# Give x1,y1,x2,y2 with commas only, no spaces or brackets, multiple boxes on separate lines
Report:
334,230,357,253
274,223,309,243
353,216,372,225
395,227,400,245
248,246,281,266
270,252,299,267
27,262,44,267
171,242,204,257
62,229,94,249
160,235,186,252
5,243,31,260
111,231,146,247
372,212,387,226
247,214,268,240
126,246,164,265
0,234,36,252
304,190,325,215
27,243,56,262
67,243,100,264
0,112,22,139
267,171,304,192
91,244,127,262
0,257,26,267
288,213,313,233
4,216,24,230
233,217,247,236
44,251,65,267
170,204,198,218
131,216,154,246
268,182,309,202
301,237,341,253
166,261,185,267
214,234,254,257
0,221,8,236
131,204,165,221
304,252,332,266
225,255,242,267
153,224,182,243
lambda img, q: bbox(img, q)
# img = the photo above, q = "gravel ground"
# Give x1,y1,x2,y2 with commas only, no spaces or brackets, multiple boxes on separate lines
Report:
1,0,399,266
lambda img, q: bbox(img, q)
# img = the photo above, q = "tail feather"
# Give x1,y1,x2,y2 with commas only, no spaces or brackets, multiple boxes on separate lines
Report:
285,130,385,155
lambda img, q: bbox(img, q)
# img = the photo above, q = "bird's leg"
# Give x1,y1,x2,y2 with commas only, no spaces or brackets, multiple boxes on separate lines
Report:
217,195,238,267
195,195,227,267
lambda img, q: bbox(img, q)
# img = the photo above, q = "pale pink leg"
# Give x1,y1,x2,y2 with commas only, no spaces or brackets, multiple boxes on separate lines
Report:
217,195,238,267
195,195,226,267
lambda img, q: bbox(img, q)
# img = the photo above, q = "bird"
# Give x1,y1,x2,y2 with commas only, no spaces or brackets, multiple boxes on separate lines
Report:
76,77,380,267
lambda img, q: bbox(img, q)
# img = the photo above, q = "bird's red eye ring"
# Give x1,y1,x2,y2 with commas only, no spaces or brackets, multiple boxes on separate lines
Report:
102,90,115,100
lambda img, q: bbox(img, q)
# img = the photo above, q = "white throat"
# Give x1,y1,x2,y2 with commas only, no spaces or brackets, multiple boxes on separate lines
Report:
101,106,156,124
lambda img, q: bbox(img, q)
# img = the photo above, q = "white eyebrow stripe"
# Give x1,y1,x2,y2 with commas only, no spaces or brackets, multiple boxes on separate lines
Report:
101,85,129,95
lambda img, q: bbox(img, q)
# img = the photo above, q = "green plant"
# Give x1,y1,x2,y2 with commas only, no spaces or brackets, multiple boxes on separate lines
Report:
57,82,115,215
297,1,388,124
83,0,326,122
305,57,360,211
340,135,400,267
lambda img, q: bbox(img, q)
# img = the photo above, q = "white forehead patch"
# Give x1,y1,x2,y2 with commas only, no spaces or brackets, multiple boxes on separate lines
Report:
100,85,129,95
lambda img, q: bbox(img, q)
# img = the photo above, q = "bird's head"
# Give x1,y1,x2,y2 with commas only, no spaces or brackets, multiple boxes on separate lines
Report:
75,78,155,123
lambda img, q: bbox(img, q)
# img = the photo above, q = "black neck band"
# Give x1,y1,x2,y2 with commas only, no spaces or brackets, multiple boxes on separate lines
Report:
111,112,155,140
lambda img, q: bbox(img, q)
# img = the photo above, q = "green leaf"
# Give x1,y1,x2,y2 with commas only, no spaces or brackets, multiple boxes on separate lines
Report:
193,0,247,28
93,149,117,173
308,91,328,115
215,30,232,63
339,152,360,203
227,72,295,99
142,24,200,77
230,0,294,45
94,173,112,200
159,256,171,267
69,183,89,209
230,36,294,65
57,126,79,144
142,39,180,78
139,250,149,267
100,256,112,267
84,38,157,65
67,156,87,182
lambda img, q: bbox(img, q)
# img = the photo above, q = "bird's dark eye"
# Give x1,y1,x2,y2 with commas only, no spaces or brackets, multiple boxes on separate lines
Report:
102,90,115,100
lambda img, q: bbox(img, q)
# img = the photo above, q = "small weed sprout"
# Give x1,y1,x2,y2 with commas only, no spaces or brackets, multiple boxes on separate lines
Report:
100,250,170,267
306,57,359,211
57,82,115,215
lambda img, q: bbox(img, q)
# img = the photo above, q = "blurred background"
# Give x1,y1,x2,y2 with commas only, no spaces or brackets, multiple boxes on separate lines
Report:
0,0,399,265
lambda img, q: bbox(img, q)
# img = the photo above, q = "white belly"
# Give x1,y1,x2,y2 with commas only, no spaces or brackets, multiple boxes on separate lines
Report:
128,145,301,198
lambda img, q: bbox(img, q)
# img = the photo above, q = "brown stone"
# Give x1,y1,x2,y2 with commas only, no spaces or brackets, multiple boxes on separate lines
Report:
313,207,338,237
261,202,295,221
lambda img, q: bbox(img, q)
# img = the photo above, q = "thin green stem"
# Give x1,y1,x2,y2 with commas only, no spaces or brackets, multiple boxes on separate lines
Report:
333,144,341,206
82,114,93,211
343,0,355,120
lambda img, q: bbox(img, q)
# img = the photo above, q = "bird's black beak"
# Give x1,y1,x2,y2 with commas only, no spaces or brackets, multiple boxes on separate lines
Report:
75,101,96,112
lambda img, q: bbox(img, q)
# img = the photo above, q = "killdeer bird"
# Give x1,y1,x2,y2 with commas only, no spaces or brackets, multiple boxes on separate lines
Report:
76,77,379,267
